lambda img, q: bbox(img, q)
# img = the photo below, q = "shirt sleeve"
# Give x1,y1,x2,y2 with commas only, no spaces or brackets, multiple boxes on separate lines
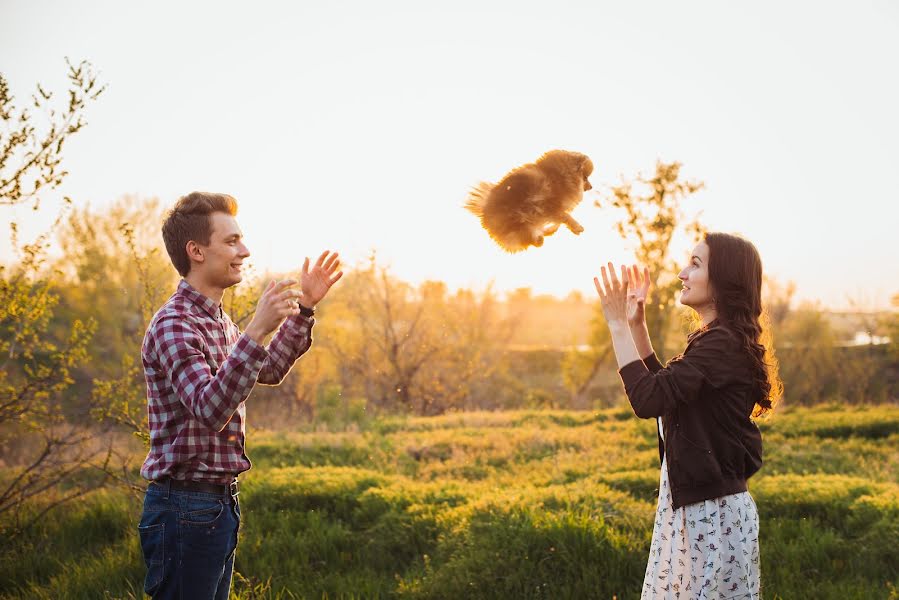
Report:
152,315,268,431
617,328,738,419
256,314,315,385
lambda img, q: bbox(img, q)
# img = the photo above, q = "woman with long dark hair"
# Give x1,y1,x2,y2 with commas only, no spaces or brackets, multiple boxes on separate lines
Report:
594,232,781,599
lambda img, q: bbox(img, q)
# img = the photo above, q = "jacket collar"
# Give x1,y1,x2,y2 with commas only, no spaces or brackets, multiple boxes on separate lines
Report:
687,317,721,343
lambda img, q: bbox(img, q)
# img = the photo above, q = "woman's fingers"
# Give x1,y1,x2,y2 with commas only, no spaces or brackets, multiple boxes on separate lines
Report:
597,261,642,303
607,262,619,289
601,265,613,294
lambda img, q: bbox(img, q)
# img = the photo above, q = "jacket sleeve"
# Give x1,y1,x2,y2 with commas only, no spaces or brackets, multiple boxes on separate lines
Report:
642,352,664,373
618,328,738,419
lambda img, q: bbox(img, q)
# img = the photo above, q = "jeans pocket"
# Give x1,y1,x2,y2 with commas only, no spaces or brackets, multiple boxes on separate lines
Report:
138,523,165,595
180,498,226,527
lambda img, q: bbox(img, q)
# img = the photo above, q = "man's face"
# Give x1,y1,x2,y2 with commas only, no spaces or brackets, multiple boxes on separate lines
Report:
195,212,250,289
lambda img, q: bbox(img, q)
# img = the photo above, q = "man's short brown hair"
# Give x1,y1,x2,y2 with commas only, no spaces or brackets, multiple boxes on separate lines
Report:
162,192,238,277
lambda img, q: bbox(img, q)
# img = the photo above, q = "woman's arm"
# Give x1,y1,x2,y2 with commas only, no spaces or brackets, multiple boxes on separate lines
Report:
630,321,655,361
624,265,657,362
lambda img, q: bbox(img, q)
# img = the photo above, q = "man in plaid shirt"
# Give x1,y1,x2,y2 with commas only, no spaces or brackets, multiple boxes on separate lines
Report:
137,192,342,599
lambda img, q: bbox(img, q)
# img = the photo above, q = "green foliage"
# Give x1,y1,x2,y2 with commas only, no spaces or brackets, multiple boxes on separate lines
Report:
0,190,100,531
595,160,706,357
0,58,105,209
0,60,121,533
3,406,898,599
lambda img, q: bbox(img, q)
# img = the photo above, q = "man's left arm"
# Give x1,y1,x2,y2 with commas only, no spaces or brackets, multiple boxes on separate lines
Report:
256,312,314,384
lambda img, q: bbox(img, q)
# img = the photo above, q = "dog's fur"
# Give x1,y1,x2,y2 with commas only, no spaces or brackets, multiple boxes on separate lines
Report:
465,150,594,252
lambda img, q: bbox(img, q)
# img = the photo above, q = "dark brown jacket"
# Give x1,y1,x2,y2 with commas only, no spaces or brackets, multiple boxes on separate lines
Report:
618,321,763,509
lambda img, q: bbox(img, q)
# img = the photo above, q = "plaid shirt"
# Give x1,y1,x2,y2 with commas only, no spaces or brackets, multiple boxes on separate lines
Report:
140,280,313,484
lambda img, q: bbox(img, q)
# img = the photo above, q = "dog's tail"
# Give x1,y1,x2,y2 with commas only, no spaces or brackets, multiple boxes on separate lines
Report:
464,182,493,217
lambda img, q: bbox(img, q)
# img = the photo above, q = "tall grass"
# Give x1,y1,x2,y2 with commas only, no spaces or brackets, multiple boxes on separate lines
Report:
3,405,898,599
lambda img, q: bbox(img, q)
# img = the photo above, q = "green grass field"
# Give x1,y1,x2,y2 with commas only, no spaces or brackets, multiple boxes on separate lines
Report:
3,404,899,599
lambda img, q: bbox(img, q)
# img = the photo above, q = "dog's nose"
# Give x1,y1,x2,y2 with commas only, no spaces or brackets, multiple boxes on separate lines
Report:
584,181,593,191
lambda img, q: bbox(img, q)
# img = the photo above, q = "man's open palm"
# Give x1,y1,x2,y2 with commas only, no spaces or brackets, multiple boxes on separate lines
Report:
301,250,343,307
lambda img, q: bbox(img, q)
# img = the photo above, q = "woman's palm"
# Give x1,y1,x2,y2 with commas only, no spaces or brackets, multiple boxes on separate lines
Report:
626,265,651,326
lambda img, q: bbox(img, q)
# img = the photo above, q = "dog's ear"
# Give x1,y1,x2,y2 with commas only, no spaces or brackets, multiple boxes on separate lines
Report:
580,155,594,177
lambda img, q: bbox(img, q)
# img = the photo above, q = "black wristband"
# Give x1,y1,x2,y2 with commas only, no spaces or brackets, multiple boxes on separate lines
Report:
298,303,315,317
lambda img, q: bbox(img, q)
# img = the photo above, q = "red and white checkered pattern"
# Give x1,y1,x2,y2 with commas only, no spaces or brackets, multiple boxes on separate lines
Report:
140,280,313,484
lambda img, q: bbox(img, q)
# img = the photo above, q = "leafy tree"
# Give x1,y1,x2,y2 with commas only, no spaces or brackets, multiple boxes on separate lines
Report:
323,255,512,414
597,160,705,355
0,59,107,533
1,58,105,209
565,161,705,406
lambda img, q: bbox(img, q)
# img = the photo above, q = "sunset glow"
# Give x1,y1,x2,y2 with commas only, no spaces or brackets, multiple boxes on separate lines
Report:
2,1,897,309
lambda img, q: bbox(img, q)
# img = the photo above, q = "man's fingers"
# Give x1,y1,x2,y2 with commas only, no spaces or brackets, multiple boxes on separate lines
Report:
322,252,339,272
302,257,310,276
273,278,298,292
593,276,604,299
276,289,302,301
329,270,344,286
620,264,629,290
314,250,328,268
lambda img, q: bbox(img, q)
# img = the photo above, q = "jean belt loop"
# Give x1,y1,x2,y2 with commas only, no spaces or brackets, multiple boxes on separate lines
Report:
164,477,171,500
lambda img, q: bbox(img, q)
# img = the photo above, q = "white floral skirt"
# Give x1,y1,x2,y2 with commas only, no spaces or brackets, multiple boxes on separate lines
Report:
642,431,760,598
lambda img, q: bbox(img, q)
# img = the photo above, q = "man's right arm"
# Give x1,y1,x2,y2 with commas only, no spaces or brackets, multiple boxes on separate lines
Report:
151,315,269,431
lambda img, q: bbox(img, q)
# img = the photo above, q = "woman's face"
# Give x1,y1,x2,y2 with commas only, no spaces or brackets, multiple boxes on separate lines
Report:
678,241,715,310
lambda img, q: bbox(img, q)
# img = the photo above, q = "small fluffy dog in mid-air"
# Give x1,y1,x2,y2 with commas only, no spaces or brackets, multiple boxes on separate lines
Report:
465,150,594,252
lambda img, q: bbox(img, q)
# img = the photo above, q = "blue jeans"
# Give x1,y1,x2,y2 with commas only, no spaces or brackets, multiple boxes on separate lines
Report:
138,481,241,599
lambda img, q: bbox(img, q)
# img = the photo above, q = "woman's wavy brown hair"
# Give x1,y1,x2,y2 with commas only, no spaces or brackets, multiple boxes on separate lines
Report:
705,232,783,417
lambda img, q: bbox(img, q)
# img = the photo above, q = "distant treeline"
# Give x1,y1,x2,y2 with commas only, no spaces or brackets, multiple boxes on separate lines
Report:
12,197,889,429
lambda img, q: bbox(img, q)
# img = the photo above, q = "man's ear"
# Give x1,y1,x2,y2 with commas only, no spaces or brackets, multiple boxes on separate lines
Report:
185,240,205,265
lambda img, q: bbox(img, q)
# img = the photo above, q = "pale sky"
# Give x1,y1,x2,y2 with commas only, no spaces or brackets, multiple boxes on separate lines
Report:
2,1,898,309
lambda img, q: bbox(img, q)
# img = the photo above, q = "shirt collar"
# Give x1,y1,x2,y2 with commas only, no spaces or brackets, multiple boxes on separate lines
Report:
176,279,222,319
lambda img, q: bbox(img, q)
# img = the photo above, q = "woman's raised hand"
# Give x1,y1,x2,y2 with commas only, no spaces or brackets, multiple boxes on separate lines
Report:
626,265,651,328
593,262,630,327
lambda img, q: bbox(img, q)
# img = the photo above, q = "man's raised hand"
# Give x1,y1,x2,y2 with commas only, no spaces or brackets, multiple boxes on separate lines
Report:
300,250,343,308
